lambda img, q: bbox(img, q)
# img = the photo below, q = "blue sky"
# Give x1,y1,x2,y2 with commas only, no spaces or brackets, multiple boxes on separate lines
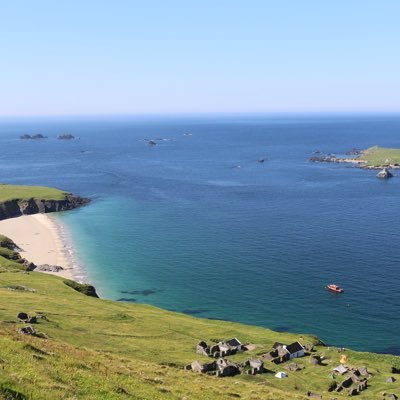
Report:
0,0,399,116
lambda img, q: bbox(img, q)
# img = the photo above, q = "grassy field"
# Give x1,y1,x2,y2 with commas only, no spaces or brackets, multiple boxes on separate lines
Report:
362,146,400,167
0,184,67,202
0,238,399,399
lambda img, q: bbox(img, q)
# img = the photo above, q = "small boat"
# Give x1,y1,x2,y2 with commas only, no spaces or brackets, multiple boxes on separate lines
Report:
327,284,344,293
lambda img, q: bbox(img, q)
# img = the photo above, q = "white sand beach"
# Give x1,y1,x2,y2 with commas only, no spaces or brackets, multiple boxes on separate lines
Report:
0,214,74,279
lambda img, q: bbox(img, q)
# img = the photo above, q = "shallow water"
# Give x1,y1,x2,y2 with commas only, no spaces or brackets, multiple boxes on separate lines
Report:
1,114,399,353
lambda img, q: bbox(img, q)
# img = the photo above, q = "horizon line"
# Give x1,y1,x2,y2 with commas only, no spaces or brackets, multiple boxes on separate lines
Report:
1,110,400,120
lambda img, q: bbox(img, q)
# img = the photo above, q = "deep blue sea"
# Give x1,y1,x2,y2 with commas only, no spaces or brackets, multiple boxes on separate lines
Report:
1,114,399,354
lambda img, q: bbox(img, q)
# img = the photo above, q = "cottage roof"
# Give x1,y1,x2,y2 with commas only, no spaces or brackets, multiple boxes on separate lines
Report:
333,364,348,374
303,343,314,352
191,360,203,370
203,361,217,370
263,350,277,360
286,342,304,354
226,337,242,347
357,366,369,376
217,358,234,367
249,359,263,368
277,347,289,357
218,343,231,352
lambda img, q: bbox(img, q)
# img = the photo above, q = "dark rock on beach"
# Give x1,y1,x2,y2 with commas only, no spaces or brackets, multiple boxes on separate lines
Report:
35,264,64,272
22,259,37,271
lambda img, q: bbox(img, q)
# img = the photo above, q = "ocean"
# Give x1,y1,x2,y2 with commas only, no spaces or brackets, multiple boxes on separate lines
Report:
1,113,399,354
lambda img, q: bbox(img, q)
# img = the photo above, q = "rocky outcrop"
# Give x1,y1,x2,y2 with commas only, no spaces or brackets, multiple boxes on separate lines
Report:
20,134,47,139
35,264,64,272
58,134,75,140
376,167,393,179
21,259,37,271
0,235,20,250
0,195,90,221
63,279,99,298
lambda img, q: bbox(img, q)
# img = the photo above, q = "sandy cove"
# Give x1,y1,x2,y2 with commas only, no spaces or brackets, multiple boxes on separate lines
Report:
0,214,74,279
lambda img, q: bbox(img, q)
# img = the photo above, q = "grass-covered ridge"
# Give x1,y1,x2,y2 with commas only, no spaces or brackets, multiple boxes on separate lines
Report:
0,238,399,399
362,146,400,167
0,184,67,202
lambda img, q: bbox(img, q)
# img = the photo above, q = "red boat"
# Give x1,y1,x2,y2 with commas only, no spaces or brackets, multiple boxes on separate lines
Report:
327,284,344,293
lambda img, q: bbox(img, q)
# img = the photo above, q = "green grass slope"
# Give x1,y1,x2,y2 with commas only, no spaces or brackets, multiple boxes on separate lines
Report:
0,240,399,399
362,146,400,167
0,184,67,202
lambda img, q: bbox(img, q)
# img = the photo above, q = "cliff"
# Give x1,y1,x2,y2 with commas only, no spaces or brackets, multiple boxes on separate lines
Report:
0,194,89,221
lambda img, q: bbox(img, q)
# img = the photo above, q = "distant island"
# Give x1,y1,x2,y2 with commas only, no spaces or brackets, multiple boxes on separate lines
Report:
19,134,76,140
310,146,400,171
19,134,47,140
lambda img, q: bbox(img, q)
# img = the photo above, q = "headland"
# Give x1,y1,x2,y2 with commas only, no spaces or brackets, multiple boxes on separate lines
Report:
309,146,400,169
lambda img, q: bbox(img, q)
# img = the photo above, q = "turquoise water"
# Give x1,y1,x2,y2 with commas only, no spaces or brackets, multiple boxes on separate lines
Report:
1,114,400,353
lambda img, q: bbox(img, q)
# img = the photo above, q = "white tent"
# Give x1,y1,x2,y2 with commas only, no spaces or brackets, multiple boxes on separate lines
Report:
275,371,288,379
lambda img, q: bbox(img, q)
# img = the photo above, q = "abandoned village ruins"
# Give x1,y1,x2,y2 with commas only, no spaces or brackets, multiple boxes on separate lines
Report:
185,338,384,398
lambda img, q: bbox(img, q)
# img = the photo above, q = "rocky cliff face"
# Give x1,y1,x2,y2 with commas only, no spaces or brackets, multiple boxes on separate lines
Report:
0,195,90,221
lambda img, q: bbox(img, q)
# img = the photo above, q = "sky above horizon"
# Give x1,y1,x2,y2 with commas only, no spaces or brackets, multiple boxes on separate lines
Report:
0,1,399,116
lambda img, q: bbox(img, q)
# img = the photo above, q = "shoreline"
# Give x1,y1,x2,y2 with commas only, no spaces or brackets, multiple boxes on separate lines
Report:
0,213,82,280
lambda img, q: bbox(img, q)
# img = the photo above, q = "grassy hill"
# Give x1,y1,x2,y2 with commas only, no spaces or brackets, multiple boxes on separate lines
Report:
1,238,400,399
362,146,400,167
0,184,67,202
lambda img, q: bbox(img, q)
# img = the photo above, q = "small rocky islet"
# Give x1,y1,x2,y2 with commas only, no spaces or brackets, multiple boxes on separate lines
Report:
309,146,400,179
19,133,76,140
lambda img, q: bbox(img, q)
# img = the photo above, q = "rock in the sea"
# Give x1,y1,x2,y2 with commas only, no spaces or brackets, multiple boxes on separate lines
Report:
345,148,362,156
20,134,47,139
58,134,75,140
376,167,393,179
36,264,64,272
